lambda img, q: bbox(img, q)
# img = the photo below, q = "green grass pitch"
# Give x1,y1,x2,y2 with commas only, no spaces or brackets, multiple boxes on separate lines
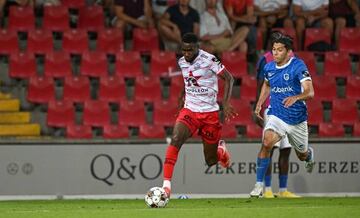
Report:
1,197,360,218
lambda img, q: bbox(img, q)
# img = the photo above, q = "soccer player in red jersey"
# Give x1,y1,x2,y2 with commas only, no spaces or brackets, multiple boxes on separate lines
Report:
161,32,238,197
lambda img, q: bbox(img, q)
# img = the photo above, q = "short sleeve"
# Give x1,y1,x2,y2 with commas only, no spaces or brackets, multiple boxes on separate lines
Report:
295,60,311,83
210,56,225,74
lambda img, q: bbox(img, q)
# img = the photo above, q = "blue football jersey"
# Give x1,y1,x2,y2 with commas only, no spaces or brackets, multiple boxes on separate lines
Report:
264,57,311,125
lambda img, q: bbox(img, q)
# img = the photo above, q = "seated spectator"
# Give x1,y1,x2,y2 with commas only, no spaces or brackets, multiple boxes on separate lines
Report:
152,0,177,20
293,0,333,50
158,0,199,51
223,0,257,53
112,0,154,30
190,0,224,14
0,0,34,25
200,0,247,54
329,0,360,48
254,0,293,45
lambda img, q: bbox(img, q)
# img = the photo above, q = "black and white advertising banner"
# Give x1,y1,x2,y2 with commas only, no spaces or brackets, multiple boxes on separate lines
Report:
0,143,359,196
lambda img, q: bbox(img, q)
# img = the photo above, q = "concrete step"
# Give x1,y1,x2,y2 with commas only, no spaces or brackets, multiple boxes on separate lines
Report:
0,99,20,112
0,112,31,124
0,124,41,136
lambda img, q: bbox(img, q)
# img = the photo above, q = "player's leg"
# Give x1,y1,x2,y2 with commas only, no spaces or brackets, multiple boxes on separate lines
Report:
276,138,300,198
250,115,285,197
263,147,276,198
162,109,198,197
287,121,315,173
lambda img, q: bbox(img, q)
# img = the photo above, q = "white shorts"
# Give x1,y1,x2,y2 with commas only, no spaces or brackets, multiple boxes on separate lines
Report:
264,114,309,153
264,109,291,150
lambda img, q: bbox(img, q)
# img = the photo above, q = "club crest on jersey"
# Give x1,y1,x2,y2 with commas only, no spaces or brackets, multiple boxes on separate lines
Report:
184,71,200,87
283,73,289,81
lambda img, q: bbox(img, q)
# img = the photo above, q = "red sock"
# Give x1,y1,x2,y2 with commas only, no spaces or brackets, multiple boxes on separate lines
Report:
163,145,179,181
217,146,223,162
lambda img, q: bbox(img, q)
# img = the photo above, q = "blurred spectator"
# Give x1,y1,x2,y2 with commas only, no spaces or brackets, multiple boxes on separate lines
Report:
0,0,34,24
223,0,257,53
254,0,293,44
112,0,154,29
152,0,177,20
329,0,360,48
158,0,199,51
200,0,247,54
293,0,333,50
35,0,60,6
190,0,224,14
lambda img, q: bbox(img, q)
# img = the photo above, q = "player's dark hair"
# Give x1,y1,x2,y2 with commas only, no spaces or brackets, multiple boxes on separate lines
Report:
269,31,283,44
182,32,198,44
272,34,293,50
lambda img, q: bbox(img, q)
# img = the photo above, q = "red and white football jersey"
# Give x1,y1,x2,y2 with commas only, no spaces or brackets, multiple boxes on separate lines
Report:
178,49,225,112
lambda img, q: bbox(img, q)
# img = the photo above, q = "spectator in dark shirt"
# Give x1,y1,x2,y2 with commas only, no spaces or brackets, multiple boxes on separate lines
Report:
158,0,200,51
113,0,154,29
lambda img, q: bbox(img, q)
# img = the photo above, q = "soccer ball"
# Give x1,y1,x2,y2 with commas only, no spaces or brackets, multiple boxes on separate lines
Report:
144,187,169,208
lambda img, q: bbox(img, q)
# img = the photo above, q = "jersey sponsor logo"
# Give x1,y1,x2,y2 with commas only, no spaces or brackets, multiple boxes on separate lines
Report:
271,86,294,93
283,73,289,81
184,70,201,87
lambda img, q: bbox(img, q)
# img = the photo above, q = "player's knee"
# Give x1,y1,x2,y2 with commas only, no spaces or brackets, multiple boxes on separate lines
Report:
296,152,307,161
262,137,274,150
205,157,217,167
170,134,183,148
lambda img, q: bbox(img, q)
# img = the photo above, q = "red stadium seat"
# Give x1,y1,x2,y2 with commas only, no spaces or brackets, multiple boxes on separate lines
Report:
78,6,105,31
102,124,129,139
227,99,253,125
27,76,55,104
0,29,19,55
246,123,262,138
331,99,358,125
61,0,86,9
304,28,331,51
9,52,37,79
83,100,110,127
139,124,166,139
353,123,360,137
62,29,89,54
27,29,53,54
44,51,72,78
8,6,35,31
240,75,257,101
318,123,345,137
323,52,352,77
150,50,177,77
80,51,108,77
272,27,298,51
47,99,75,127
97,28,124,54
168,76,184,102
295,51,317,75
345,75,360,100
311,76,337,101
115,51,143,78
256,28,263,51
63,76,90,103
98,76,127,102
43,5,70,32
133,76,162,102
339,27,360,54
221,124,237,139
118,100,146,126
66,124,92,139
221,51,248,77
153,100,178,126
132,28,159,53
306,99,323,126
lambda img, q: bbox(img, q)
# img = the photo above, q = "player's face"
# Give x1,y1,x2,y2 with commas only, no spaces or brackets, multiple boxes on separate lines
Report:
181,42,199,63
272,42,291,66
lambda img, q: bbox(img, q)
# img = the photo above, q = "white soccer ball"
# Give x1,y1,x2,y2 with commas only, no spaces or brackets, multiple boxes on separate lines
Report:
144,187,169,208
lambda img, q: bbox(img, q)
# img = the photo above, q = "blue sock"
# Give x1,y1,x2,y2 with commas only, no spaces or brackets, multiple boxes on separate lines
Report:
264,175,272,187
279,174,288,189
305,147,312,162
256,157,270,183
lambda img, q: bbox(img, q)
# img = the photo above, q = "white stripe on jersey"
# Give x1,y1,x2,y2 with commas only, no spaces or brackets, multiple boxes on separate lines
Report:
178,49,225,112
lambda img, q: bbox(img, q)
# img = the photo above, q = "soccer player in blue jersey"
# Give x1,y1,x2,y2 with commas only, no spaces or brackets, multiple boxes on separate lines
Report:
250,34,315,198
255,31,300,198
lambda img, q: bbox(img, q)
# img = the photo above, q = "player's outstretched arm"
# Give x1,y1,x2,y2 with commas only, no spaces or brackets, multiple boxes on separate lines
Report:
255,80,270,121
218,69,237,122
283,80,314,108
